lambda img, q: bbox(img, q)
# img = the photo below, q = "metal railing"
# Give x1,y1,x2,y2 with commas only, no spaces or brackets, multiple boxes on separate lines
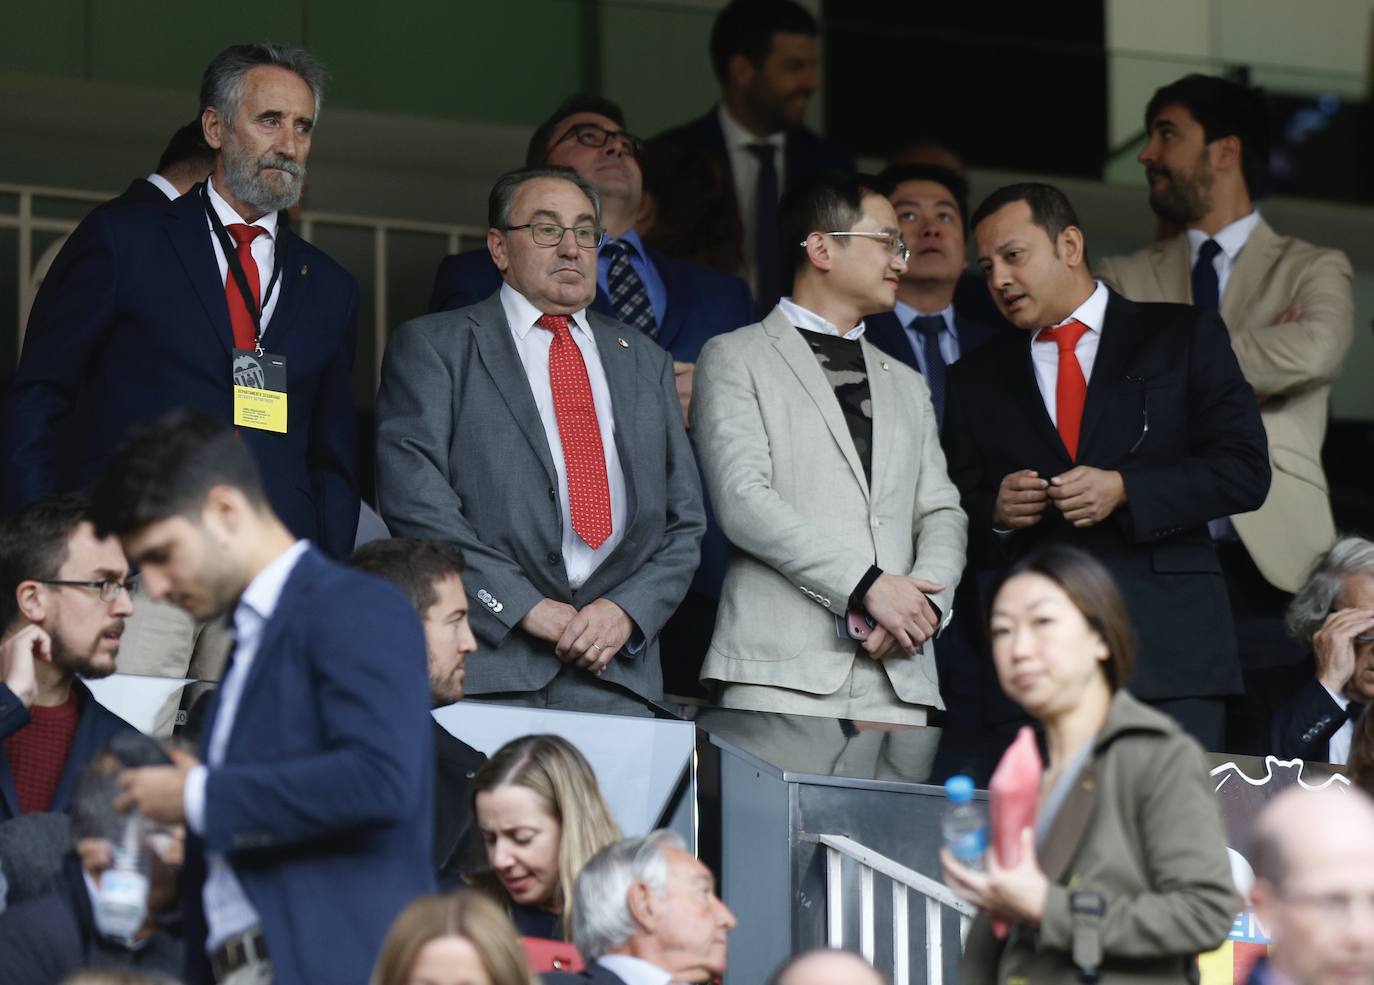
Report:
0,181,487,389
816,833,975,985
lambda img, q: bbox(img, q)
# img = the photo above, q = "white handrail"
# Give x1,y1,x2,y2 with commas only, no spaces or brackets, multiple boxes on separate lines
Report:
816,833,974,985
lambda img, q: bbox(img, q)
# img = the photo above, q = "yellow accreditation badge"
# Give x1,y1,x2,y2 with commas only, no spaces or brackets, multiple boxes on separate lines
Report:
232,349,288,434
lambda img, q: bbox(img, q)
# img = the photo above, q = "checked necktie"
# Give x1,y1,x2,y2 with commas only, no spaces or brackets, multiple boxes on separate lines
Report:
603,239,658,337
224,224,264,351
1037,319,1091,460
537,314,613,549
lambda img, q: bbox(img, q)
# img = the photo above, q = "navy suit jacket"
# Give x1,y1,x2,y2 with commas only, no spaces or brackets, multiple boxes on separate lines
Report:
942,291,1271,701
863,308,1005,376
428,245,754,364
0,678,136,821
1269,676,1348,762
1,184,360,558
181,547,434,985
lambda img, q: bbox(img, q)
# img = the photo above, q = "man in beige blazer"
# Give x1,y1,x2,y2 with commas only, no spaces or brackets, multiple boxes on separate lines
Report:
691,172,968,726
1095,74,1354,753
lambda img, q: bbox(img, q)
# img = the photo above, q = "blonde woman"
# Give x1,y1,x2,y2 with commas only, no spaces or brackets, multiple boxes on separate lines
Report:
370,891,535,985
472,735,621,940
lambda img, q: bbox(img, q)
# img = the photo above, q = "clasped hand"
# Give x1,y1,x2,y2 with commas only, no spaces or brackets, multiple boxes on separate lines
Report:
994,467,1126,530
863,573,945,658
941,827,1049,926
520,598,633,674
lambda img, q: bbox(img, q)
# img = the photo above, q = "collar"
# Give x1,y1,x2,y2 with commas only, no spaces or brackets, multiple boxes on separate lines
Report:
717,102,785,151
236,540,309,627
1093,689,1182,749
597,955,674,985
601,227,648,261
500,282,593,341
893,300,958,338
144,173,181,201
205,176,279,239
1032,280,1108,344
779,297,865,341
1186,209,1261,264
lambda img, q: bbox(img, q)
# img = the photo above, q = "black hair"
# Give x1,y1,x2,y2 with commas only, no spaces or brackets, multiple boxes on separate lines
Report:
1145,73,1269,200
709,0,818,86
89,408,268,539
779,170,886,276
351,538,466,614
154,119,214,176
971,182,1082,245
525,95,628,168
875,163,969,229
0,493,92,630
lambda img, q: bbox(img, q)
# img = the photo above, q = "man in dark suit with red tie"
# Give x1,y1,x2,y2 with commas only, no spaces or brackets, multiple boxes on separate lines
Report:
941,183,1270,749
0,43,360,561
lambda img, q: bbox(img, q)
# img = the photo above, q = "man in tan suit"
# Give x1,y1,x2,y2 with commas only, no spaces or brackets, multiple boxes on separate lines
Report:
692,172,967,726
1096,74,1354,753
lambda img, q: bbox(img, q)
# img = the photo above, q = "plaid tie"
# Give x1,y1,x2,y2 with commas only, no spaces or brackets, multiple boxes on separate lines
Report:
603,239,658,337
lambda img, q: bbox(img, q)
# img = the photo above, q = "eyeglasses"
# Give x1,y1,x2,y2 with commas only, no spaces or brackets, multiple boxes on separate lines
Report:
555,122,643,158
505,222,606,250
805,231,911,262
37,578,129,603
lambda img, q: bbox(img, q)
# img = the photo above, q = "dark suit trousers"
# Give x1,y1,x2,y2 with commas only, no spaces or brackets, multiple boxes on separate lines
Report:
1218,541,1309,755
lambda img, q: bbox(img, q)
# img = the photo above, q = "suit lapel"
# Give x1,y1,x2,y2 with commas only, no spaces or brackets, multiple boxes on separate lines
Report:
590,311,642,519
262,229,304,350
863,340,896,501
1077,292,1147,459
1151,235,1191,302
469,297,559,488
998,333,1067,465
165,185,234,355
1221,218,1279,334
648,248,686,353
766,311,869,497
1039,761,1101,882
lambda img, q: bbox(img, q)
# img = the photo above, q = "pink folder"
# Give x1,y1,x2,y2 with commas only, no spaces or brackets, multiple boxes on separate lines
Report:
988,725,1043,938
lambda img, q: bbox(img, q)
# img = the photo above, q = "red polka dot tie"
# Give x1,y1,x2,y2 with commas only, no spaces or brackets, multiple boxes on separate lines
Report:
1037,318,1091,460
224,224,264,352
537,313,613,549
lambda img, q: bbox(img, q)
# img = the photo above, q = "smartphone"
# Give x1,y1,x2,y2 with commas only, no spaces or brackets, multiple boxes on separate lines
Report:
846,610,876,641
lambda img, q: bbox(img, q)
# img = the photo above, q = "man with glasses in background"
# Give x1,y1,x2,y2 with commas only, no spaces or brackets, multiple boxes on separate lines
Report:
691,172,967,725
0,493,137,822
378,166,705,717
1270,536,1374,764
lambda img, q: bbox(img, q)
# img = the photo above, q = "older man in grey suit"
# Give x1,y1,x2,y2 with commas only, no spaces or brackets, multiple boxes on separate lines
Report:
376,166,705,715
692,172,967,725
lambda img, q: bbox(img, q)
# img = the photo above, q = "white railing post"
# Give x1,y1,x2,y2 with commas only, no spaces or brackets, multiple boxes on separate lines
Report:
825,845,844,947
860,863,875,963
891,881,909,985
925,895,944,985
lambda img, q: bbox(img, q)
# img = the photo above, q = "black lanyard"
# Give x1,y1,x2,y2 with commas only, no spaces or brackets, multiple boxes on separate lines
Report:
202,183,284,355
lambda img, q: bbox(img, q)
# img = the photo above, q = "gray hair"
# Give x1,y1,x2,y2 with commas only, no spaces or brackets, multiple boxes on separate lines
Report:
487,165,603,231
571,829,685,960
1285,536,1374,644
199,43,327,124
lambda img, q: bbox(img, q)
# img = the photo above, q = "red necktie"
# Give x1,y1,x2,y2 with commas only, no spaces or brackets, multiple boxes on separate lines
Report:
537,314,613,549
224,224,264,351
1038,319,1091,459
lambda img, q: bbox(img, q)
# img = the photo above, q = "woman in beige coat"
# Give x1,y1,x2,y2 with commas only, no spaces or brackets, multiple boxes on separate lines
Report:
944,545,1237,985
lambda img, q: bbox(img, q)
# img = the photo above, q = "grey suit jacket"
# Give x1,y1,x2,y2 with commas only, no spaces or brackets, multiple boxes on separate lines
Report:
1096,219,1352,592
375,292,705,701
691,306,968,707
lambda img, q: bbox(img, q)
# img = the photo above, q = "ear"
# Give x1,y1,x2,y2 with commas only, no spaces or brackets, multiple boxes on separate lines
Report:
200,484,247,541
1058,225,1087,269
201,106,225,152
625,880,659,934
802,232,833,273
487,229,510,275
14,581,48,628
1212,134,1243,173
727,52,755,92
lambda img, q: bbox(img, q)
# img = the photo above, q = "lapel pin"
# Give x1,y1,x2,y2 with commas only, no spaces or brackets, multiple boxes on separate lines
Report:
616,337,629,348
880,360,890,371
299,263,309,276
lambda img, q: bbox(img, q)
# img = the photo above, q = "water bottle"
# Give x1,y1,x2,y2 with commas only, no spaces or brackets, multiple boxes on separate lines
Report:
942,774,987,871
91,809,151,946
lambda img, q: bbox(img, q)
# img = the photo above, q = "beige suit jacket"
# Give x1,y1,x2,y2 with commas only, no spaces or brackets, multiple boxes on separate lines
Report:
1096,218,1352,592
690,306,968,707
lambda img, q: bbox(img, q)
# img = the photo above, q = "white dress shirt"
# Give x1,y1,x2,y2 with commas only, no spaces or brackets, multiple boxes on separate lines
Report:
779,297,866,341
1029,281,1109,426
500,283,628,589
596,955,674,985
183,539,310,952
1320,682,1354,764
893,300,960,375
204,176,282,342
1186,209,1261,301
718,103,785,295
144,173,180,201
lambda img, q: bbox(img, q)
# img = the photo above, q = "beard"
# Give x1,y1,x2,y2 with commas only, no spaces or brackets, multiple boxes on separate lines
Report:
221,131,307,214
1146,154,1213,226
49,622,122,680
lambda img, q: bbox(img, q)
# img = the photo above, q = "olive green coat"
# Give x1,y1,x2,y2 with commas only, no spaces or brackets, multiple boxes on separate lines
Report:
961,691,1238,985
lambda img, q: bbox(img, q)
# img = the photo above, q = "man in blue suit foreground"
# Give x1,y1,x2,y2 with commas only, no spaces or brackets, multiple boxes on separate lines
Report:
96,410,434,985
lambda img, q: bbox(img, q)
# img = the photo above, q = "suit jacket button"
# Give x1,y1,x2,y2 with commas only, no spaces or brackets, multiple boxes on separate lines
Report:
547,551,560,565
548,487,556,501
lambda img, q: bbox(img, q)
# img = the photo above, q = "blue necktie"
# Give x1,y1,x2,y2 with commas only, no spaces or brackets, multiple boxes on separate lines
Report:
603,239,658,338
747,143,781,307
1192,238,1222,310
912,315,948,428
